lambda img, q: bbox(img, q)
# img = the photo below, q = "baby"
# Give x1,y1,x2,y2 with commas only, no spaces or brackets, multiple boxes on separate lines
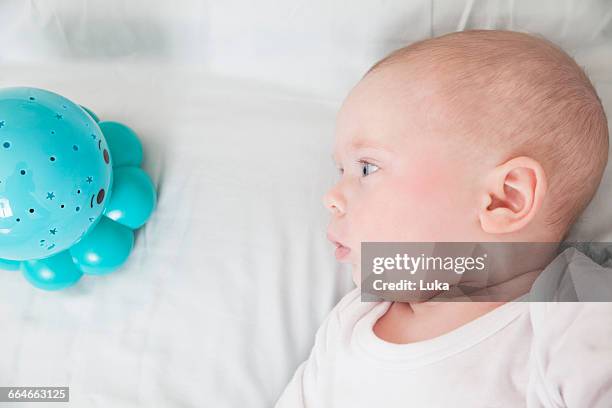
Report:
276,30,612,407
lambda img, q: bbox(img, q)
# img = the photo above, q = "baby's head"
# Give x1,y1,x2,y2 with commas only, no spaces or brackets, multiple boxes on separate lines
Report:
324,30,609,285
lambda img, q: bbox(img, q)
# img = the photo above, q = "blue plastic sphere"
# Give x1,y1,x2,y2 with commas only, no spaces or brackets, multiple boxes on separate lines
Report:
0,87,113,261
22,250,84,291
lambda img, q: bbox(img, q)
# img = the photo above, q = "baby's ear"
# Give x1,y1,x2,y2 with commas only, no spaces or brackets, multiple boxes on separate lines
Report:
478,156,547,234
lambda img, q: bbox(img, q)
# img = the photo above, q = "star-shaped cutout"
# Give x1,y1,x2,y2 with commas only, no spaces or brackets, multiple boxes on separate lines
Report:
46,192,55,200
0,121,5,128
86,176,93,183
91,134,97,140
55,114,63,120
49,228,57,235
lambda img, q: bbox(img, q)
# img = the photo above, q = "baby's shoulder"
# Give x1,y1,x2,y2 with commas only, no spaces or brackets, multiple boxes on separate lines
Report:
527,302,612,407
529,301,612,347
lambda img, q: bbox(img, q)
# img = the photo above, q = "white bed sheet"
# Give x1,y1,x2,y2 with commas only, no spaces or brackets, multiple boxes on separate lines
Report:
0,63,353,407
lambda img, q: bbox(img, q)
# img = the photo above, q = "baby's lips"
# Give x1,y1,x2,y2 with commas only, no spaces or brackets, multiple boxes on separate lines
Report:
326,232,344,248
326,232,353,261
334,245,351,261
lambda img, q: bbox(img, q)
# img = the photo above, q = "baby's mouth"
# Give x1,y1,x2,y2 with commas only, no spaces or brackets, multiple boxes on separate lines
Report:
327,233,351,261
334,244,351,260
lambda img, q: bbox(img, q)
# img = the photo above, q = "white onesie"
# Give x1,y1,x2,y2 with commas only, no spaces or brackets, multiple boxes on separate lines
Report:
276,249,612,407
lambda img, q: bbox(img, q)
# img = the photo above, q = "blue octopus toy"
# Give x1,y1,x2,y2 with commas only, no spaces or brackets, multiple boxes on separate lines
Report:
0,87,156,290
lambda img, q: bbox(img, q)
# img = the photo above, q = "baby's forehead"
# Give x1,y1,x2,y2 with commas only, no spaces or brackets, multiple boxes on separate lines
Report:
332,136,392,161
337,65,471,144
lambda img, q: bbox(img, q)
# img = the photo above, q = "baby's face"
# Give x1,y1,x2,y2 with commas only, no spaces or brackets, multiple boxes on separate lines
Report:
325,70,487,285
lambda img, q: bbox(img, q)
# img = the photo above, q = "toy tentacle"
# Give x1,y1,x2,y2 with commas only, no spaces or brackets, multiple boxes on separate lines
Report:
21,251,83,291
0,258,22,271
103,166,156,230
98,121,143,168
70,216,134,276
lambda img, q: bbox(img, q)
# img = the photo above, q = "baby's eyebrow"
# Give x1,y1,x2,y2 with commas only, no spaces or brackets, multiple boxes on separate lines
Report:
332,138,390,164
350,138,380,150
351,139,394,157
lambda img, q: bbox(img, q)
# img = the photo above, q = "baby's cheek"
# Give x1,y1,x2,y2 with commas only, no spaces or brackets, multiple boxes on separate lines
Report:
349,180,419,241
405,155,458,198
372,168,459,240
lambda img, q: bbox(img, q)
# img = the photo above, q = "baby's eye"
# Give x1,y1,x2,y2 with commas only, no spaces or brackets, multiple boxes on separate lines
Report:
360,161,379,177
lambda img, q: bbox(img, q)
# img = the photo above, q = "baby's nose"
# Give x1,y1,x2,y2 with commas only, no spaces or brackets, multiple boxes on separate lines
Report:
323,187,346,216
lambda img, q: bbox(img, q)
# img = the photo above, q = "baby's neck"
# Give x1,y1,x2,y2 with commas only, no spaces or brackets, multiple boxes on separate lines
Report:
372,267,543,344
373,301,505,344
